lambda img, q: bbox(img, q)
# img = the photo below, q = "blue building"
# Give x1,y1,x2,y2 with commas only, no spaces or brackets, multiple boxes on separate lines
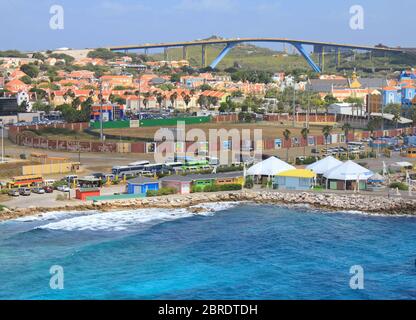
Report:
404,135,416,146
382,88,401,106
127,177,159,195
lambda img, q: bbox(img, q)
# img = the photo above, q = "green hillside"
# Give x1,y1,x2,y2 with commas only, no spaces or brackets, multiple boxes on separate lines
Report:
149,37,416,74
152,43,309,72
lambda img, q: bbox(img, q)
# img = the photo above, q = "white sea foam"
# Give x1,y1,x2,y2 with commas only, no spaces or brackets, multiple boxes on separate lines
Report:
38,208,193,231
189,201,240,215
36,202,241,232
14,211,90,222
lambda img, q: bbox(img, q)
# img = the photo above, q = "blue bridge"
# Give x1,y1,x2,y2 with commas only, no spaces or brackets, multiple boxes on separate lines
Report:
108,37,405,73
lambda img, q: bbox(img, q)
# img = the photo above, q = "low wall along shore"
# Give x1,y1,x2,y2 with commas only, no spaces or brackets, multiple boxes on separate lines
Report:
1,190,416,221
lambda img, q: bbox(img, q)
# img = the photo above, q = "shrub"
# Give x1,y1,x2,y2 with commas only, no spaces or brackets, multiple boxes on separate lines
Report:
389,182,408,191
56,194,68,201
191,185,203,193
203,184,219,192
218,184,242,191
1,188,10,195
146,187,177,197
244,176,254,189
53,180,68,189
146,190,158,197
158,187,177,196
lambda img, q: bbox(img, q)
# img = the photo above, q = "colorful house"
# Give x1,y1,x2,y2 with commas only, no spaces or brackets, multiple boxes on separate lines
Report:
273,169,316,190
160,175,192,194
127,177,159,195
76,188,100,201
160,172,244,194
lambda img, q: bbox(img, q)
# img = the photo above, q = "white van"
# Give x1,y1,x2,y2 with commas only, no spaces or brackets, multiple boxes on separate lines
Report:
43,179,56,186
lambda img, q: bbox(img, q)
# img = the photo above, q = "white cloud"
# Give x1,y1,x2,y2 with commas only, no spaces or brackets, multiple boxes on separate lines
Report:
175,0,237,12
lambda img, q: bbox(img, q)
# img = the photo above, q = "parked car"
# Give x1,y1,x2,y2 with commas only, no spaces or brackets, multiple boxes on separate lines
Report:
18,188,31,196
57,185,71,192
32,187,45,194
8,189,19,197
43,186,54,193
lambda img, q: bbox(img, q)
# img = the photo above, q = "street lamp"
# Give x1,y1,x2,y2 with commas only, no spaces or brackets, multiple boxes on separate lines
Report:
0,121,4,163
99,79,104,141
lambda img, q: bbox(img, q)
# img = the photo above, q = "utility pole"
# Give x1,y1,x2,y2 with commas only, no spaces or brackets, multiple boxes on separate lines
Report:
0,121,4,163
99,79,104,141
292,82,296,127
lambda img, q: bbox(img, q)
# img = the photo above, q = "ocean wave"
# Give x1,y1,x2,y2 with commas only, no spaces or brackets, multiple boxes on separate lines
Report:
189,201,240,215
14,211,91,222
38,208,193,232
36,202,242,232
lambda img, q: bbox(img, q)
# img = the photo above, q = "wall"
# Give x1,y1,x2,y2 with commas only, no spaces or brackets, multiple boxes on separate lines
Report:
8,122,416,154
22,162,79,175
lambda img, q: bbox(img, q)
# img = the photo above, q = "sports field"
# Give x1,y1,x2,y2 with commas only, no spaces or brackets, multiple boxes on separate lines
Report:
99,121,342,141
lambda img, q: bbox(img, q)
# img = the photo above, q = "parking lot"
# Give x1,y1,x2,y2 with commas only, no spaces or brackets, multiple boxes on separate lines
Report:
2,184,126,209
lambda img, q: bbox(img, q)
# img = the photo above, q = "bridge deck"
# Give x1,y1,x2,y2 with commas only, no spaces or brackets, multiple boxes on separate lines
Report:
108,37,403,52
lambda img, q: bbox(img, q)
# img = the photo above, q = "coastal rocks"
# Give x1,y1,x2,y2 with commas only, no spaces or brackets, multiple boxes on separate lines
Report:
2,190,416,222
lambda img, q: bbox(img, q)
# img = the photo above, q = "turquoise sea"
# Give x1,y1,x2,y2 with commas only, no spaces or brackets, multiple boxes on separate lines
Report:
0,202,415,299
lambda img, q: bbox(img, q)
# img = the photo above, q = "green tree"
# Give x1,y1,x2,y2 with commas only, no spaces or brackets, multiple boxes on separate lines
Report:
300,127,309,156
87,48,116,60
182,93,191,112
169,92,178,109
384,103,401,128
20,64,39,78
20,75,32,84
283,129,291,161
156,93,165,112
32,100,52,113
322,125,333,149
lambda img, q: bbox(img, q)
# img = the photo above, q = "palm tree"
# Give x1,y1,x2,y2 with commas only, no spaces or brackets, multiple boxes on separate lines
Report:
341,123,352,158
170,92,178,110
300,127,309,157
283,129,291,162
322,125,332,150
156,93,165,113
182,92,191,112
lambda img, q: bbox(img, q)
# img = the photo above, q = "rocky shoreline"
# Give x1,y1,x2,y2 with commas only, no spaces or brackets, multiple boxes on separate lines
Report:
1,190,416,221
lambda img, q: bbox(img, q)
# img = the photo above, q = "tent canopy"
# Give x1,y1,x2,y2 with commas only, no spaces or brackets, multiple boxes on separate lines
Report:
306,156,343,175
368,172,385,182
323,160,374,181
247,156,295,176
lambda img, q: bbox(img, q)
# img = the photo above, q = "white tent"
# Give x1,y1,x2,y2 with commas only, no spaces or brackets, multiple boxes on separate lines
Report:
323,160,374,181
306,156,343,175
247,156,295,176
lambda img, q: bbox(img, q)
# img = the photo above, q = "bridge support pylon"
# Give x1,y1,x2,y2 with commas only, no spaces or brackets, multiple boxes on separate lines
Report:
164,47,168,61
202,45,207,68
209,42,237,69
292,43,321,73
183,46,188,60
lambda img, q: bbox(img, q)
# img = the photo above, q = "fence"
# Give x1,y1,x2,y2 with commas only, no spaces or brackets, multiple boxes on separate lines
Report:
8,122,416,154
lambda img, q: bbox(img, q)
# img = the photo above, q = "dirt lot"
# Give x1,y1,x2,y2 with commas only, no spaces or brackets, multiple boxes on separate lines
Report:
99,121,342,141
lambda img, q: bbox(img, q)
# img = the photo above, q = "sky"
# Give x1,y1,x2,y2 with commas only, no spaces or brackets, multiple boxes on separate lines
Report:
0,0,413,52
